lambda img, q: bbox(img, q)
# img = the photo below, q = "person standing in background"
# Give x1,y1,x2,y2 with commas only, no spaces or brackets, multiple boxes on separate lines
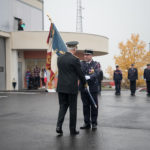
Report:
18,19,25,31
113,65,122,95
25,69,31,89
128,64,138,96
40,67,46,88
34,65,40,89
144,64,150,96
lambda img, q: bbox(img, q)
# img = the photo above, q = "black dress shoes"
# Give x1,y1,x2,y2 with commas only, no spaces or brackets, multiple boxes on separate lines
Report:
92,124,97,130
115,92,121,95
131,93,135,96
80,124,91,129
56,127,63,134
147,93,150,96
70,130,79,135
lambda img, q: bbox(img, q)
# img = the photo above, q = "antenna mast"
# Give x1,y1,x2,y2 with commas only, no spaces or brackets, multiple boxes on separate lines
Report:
76,0,83,32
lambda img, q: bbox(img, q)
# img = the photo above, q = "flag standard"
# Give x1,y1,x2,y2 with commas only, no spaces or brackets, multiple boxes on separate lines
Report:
46,23,67,89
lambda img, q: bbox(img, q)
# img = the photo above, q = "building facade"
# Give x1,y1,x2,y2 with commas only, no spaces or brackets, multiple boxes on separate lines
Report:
0,0,43,90
2,31,108,90
0,0,44,32
0,0,109,91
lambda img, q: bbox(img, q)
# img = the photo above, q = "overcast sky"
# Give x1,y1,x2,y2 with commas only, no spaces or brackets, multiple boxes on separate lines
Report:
44,0,150,72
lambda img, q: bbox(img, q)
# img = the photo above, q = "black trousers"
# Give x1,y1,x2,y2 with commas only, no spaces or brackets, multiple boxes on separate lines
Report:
130,80,136,94
99,82,102,93
115,80,121,93
57,92,77,131
146,81,150,94
81,91,98,125
41,78,45,86
35,76,40,88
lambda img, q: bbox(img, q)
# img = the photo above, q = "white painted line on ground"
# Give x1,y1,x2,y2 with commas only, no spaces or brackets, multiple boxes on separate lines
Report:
0,96,8,98
0,92,38,95
101,92,146,97
17,92,37,95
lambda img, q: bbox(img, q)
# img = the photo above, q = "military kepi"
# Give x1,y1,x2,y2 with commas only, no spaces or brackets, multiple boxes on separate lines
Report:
84,49,93,55
66,41,79,48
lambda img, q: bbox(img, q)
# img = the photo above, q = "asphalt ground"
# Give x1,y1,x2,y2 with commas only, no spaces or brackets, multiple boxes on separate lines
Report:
0,91,150,150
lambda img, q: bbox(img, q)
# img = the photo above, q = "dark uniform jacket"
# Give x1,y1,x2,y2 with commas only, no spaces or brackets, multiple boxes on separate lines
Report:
98,70,103,82
128,68,138,81
57,52,86,94
79,60,100,93
113,70,122,81
144,68,150,81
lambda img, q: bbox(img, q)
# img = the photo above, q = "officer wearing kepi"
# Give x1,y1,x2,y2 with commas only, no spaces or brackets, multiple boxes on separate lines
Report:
128,64,138,96
79,49,100,130
56,41,87,135
144,64,150,96
113,65,122,95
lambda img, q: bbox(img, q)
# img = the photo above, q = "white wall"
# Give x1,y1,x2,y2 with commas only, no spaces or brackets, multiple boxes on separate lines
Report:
11,50,18,89
14,0,43,31
0,0,43,32
11,31,108,55
4,31,108,90
0,0,14,31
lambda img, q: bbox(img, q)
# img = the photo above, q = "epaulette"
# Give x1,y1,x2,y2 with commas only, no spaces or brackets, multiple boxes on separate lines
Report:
73,55,79,59
80,60,86,64
80,60,86,63
93,61,100,68
94,61,99,65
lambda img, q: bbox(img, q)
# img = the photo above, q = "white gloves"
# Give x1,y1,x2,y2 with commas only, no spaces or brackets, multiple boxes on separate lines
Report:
85,75,90,80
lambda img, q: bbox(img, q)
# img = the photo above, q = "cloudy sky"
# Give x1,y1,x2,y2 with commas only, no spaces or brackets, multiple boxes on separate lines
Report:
44,0,150,72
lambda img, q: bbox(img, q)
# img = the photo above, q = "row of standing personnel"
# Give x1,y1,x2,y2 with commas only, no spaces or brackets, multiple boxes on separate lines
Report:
113,64,150,96
55,40,150,136
56,41,102,135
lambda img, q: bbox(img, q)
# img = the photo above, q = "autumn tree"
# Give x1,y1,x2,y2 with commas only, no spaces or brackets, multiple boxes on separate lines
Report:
106,65,113,80
114,34,150,88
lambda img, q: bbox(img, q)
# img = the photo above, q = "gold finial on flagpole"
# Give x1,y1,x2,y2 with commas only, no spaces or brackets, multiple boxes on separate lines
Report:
47,14,52,23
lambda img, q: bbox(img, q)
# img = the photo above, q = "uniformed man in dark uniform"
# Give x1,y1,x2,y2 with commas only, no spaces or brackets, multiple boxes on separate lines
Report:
56,41,87,135
128,64,138,96
113,65,122,95
79,50,100,130
144,64,150,96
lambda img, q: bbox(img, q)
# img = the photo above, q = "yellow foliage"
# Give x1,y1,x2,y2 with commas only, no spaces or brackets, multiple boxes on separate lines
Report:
106,66,113,80
114,34,149,88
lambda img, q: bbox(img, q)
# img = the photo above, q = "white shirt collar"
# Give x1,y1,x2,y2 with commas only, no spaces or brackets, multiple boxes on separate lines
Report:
86,59,92,64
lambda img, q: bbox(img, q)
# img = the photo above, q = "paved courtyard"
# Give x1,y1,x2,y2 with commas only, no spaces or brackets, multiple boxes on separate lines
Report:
0,91,150,150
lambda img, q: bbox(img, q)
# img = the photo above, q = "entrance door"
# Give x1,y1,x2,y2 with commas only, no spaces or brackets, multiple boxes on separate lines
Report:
0,38,6,90
18,62,22,90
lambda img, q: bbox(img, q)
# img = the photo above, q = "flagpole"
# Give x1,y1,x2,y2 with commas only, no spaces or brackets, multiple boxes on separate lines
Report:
47,14,53,23
46,14,53,91
45,15,67,92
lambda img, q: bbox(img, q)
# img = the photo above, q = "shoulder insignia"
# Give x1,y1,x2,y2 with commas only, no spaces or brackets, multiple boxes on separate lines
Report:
81,60,86,63
73,55,79,59
59,51,65,55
